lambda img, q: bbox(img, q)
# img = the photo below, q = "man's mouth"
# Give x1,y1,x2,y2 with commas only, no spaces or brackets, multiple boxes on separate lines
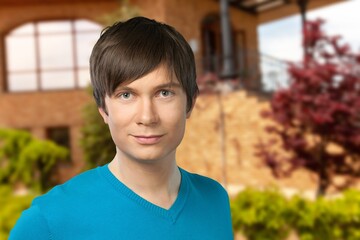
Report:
131,135,164,145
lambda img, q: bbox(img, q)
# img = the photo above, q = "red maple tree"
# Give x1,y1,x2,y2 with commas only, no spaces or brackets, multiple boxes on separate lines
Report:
257,19,360,196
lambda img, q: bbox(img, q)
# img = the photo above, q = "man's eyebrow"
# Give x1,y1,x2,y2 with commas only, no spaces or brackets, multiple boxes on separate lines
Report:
114,86,133,92
113,82,181,93
155,82,182,89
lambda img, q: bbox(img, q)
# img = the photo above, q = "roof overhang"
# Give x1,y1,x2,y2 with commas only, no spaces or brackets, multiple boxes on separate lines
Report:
229,0,291,14
227,0,348,24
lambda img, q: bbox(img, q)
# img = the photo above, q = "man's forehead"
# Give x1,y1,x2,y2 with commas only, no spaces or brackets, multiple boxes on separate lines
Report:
115,66,181,89
117,81,181,90
112,74,182,92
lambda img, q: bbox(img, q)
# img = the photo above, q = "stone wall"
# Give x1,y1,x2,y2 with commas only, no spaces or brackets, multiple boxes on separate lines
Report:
178,90,317,197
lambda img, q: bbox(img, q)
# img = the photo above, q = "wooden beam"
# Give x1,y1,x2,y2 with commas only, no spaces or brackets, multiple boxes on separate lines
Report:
258,0,348,24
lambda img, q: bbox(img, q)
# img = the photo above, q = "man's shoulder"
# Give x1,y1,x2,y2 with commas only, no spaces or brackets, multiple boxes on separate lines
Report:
32,166,103,207
181,168,228,198
10,166,106,239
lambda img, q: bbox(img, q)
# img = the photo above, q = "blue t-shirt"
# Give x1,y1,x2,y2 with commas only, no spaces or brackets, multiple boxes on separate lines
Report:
10,165,233,239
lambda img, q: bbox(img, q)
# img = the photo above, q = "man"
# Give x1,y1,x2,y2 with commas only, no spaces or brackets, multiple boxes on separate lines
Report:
10,16,233,239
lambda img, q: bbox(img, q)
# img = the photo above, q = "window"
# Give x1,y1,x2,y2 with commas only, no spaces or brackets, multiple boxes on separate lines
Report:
5,19,102,92
46,127,71,162
46,127,70,149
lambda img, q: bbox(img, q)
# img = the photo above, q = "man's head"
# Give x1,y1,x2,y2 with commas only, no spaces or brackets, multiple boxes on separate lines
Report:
89,16,199,113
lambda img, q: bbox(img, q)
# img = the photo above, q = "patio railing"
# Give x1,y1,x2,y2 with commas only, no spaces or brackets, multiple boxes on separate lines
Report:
196,50,292,96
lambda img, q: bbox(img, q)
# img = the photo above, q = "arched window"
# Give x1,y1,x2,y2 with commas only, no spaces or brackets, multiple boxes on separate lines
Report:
201,14,222,73
5,19,102,92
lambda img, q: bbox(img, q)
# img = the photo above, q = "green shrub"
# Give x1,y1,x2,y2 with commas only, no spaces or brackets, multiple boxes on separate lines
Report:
80,87,115,169
231,188,360,240
0,128,68,192
231,188,291,240
0,185,35,240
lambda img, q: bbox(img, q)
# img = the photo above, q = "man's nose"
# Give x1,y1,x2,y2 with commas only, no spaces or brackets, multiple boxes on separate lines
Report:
136,98,159,126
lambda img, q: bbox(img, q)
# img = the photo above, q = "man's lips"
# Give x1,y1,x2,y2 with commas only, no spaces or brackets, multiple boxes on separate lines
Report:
131,135,165,145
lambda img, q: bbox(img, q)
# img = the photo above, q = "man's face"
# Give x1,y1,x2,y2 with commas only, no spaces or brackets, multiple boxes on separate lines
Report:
99,65,193,164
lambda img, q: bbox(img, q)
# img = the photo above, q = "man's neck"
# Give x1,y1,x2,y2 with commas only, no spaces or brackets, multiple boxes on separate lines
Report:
108,154,181,210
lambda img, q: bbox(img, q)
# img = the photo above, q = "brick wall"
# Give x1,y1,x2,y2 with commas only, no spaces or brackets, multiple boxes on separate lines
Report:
0,0,263,182
0,0,117,179
0,90,92,176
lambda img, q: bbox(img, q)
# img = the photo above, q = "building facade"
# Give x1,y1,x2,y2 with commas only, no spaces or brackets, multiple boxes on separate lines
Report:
0,0,346,191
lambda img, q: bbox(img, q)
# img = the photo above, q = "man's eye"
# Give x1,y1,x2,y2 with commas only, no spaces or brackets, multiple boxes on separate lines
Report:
119,92,132,99
159,90,173,97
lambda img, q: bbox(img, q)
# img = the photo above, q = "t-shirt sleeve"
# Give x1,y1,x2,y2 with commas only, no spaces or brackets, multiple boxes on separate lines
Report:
9,205,51,240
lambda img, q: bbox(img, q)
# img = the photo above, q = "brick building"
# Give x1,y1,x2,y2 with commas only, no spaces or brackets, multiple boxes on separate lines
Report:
0,0,346,194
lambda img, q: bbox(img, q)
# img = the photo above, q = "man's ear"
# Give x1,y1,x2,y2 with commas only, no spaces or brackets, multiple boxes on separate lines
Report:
186,97,197,119
98,107,109,124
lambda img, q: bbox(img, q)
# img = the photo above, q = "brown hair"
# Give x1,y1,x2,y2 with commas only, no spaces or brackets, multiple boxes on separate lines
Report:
90,16,198,113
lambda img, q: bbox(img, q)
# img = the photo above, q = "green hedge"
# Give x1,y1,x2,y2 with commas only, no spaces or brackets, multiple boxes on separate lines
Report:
231,188,360,240
0,185,34,240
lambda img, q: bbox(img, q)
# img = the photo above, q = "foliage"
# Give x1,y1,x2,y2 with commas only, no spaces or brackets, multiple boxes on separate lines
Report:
0,128,68,192
289,190,360,240
80,87,115,169
231,188,360,240
0,185,34,240
257,19,360,196
97,0,140,26
231,188,291,240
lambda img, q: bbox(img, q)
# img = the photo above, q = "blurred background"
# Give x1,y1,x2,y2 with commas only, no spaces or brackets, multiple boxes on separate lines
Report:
0,0,359,239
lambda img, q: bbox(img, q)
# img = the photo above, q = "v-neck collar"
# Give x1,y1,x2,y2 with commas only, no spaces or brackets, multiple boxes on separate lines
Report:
99,164,189,223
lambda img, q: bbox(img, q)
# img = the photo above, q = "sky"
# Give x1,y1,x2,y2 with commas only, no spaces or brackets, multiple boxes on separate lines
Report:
258,0,360,90
258,0,360,62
